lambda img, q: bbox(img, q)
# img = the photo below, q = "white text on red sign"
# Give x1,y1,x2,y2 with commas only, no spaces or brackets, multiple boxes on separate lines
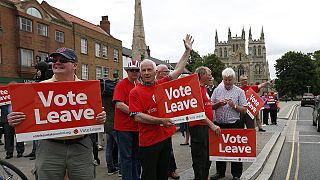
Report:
219,134,252,153
164,86,198,113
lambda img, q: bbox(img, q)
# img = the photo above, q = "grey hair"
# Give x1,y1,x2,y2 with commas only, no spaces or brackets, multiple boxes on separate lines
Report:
140,59,156,70
194,66,211,79
222,67,235,78
156,64,168,71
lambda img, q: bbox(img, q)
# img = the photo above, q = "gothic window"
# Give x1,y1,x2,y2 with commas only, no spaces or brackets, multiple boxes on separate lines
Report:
239,53,242,61
224,47,227,57
236,44,239,51
253,46,256,56
258,45,261,56
219,48,222,57
233,44,235,52
237,65,245,82
255,65,262,74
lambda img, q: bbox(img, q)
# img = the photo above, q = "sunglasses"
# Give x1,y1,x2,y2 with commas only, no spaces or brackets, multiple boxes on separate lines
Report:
128,69,140,72
50,57,74,63
160,71,170,73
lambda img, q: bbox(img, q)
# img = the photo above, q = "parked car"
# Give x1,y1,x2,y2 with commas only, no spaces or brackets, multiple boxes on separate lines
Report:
312,95,320,132
301,93,315,106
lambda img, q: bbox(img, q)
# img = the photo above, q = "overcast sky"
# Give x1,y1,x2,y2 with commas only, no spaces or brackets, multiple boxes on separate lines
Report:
38,0,320,79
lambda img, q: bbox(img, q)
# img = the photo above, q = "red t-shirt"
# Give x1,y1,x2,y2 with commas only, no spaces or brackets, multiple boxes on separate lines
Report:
240,85,259,93
129,77,176,147
113,78,138,132
189,85,213,127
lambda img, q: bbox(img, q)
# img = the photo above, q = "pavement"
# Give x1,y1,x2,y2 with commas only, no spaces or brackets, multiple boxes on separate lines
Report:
0,101,299,180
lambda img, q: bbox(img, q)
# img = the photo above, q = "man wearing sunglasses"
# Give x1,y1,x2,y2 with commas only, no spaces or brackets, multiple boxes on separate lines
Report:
7,47,107,180
112,59,141,179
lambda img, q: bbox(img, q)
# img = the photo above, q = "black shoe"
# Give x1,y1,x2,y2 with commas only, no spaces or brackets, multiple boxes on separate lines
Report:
5,154,13,159
232,177,240,180
210,173,225,180
29,156,36,160
258,129,266,132
17,153,23,158
24,152,35,157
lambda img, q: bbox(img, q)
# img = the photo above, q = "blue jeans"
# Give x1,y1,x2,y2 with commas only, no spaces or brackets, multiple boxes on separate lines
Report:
105,131,120,172
117,131,141,180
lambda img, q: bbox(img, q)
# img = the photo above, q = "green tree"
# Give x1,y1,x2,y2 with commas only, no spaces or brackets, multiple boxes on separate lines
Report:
275,51,316,98
201,54,225,83
186,50,202,72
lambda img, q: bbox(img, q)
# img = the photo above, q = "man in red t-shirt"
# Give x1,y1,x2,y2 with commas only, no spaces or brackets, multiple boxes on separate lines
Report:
129,34,193,180
113,59,141,179
190,66,220,180
239,75,270,130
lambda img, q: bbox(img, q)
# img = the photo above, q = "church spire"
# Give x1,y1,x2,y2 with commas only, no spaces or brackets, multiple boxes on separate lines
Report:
228,27,231,40
241,27,245,40
260,26,264,40
132,0,149,61
215,29,218,43
249,27,252,41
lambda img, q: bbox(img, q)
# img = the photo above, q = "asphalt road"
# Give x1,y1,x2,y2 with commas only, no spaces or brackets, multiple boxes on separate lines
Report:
272,105,320,180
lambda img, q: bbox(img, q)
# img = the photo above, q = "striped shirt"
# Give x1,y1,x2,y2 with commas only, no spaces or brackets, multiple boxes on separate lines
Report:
211,82,247,124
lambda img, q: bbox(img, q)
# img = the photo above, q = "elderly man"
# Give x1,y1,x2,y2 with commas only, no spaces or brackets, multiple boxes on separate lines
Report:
7,47,106,180
239,75,270,131
129,34,193,180
156,64,170,80
112,59,141,179
190,66,220,180
210,68,247,180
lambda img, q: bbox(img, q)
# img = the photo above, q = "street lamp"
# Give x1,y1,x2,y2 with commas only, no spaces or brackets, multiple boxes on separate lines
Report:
306,85,311,93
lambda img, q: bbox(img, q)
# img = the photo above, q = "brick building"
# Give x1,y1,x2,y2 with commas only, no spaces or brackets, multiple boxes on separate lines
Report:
0,0,122,85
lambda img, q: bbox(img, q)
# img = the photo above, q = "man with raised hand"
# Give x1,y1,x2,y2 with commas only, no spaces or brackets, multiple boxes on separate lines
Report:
7,47,106,180
129,34,193,180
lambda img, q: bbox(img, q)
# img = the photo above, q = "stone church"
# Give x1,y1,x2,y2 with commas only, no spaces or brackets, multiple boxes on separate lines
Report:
214,27,270,85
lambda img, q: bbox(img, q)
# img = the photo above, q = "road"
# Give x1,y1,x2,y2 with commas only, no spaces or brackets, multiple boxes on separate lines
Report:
272,105,320,180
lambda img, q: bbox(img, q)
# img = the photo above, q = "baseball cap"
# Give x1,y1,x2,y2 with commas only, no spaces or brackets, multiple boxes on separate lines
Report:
124,59,140,70
49,47,77,62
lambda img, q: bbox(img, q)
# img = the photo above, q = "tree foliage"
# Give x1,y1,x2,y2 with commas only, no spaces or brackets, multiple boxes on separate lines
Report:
275,51,317,98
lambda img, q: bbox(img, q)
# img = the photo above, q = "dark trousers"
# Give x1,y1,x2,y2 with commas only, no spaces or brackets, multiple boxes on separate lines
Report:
241,114,255,129
189,125,211,180
214,120,243,178
262,109,270,125
169,142,177,173
3,122,24,155
139,138,171,180
270,109,278,124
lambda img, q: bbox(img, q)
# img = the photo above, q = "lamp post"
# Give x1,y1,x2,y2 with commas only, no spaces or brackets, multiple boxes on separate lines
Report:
306,85,311,93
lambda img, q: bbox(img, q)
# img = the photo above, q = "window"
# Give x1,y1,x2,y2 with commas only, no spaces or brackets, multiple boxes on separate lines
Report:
20,48,33,67
103,67,109,78
237,66,244,82
113,49,119,62
19,17,32,32
219,48,222,57
96,66,102,79
81,38,88,54
55,31,64,43
258,45,261,56
38,52,48,62
82,64,88,80
37,23,48,36
239,53,242,61
27,7,42,19
102,45,108,58
253,46,256,56
224,47,227,57
95,43,101,57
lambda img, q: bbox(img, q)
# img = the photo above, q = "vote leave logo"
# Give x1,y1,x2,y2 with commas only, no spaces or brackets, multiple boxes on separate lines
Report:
154,74,205,124
245,88,264,119
0,86,11,106
209,129,256,162
8,80,104,142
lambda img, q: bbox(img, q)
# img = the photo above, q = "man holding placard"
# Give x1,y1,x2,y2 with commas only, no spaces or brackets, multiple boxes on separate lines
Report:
210,68,247,180
7,47,106,180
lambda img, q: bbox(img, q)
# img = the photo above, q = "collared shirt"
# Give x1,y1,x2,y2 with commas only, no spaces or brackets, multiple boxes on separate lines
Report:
211,82,247,124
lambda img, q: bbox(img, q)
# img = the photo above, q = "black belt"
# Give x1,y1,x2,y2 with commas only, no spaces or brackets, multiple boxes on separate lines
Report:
47,135,88,144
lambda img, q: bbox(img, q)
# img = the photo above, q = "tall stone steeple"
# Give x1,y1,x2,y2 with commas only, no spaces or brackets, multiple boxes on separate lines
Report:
132,0,149,61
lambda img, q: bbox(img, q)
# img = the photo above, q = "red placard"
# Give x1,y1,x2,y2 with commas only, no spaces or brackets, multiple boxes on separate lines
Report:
267,93,276,104
8,80,104,142
0,86,11,106
154,74,205,124
209,129,256,162
245,88,264,119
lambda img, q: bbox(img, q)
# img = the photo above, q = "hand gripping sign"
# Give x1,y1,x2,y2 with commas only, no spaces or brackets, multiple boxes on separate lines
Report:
245,88,264,119
154,74,205,124
209,129,256,162
8,81,104,142
0,86,11,106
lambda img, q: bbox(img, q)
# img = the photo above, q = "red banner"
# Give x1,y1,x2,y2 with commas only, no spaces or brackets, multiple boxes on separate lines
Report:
245,88,264,119
209,129,256,162
0,86,11,106
154,74,205,124
8,81,104,142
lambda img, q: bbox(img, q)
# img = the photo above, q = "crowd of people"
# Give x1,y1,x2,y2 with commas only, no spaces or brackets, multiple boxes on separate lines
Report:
0,34,281,180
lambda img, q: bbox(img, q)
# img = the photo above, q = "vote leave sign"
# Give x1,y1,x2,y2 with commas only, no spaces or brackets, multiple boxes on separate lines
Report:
266,94,276,104
245,88,264,119
154,74,205,124
8,81,104,142
209,129,256,162
0,86,11,106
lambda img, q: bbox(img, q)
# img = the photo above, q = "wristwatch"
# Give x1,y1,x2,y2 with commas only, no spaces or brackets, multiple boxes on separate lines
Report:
234,104,237,109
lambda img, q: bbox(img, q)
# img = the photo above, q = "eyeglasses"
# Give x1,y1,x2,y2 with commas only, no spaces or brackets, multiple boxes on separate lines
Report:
159,71,170,73
128,69,140,72
50,57,74,63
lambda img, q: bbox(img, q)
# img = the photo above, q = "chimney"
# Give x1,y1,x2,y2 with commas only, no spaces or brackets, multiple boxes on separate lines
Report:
100,16,110,34
147,46,150,57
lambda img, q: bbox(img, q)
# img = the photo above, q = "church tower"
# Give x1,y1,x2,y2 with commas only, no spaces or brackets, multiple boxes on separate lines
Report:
132,0,149,61
214,27,270,85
